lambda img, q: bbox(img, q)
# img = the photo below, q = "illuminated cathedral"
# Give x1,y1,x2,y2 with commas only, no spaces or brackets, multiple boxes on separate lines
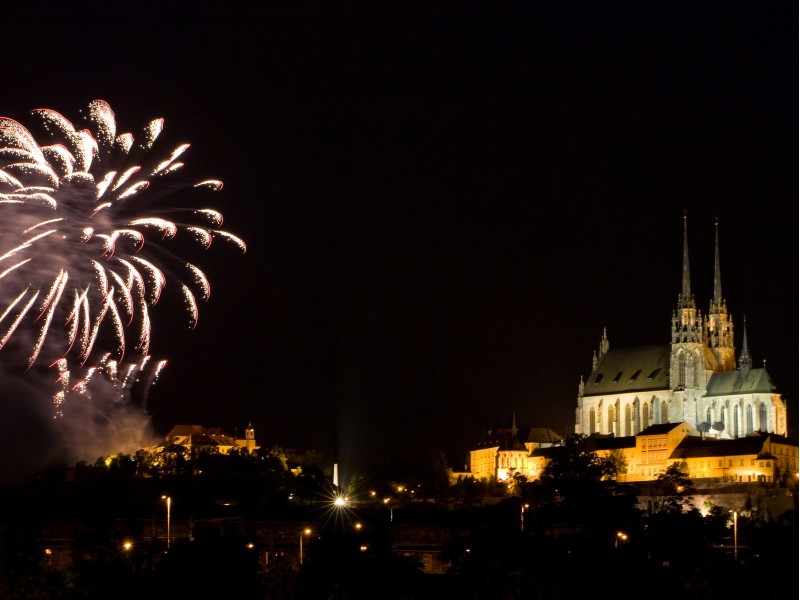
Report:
574,213,788,440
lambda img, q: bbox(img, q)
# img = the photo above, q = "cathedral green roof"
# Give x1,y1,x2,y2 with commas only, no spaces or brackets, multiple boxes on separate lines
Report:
705,368,776,396
584,345,670,396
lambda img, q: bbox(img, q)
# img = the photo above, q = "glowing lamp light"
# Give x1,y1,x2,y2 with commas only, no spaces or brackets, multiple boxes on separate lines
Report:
299,528,312,565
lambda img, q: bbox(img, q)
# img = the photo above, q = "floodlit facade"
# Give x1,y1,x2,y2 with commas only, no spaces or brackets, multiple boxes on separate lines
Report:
467,420,799,485
468,416,563,481
152,423,259,455
585,422,798,484
575,214,788,440
462,214,795,485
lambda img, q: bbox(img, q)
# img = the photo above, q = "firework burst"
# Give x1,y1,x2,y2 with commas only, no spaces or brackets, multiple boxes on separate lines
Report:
0,99,245,405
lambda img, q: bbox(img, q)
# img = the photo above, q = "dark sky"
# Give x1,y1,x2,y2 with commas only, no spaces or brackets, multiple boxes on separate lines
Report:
1,2,797,472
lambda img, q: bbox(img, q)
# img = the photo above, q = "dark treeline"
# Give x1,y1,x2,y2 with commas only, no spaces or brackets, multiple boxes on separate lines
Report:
0,436,796,599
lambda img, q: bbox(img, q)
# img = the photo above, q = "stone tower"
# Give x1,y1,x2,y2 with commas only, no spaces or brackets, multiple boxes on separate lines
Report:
706,217,736,371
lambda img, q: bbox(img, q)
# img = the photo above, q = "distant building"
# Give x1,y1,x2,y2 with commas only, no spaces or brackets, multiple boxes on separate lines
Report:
151,423,259,455
461,214,795,485
466,414,563,482
575,214,788,440
464,419,798,488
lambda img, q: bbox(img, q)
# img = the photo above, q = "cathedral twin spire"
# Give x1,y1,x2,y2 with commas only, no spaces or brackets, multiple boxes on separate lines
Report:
672,210,703,346
673,211,737,372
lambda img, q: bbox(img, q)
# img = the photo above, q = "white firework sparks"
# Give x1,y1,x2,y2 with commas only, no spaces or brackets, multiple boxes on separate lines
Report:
0,99,245,404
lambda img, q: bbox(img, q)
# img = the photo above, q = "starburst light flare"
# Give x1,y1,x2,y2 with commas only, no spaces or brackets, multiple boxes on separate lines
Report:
0,99,246,406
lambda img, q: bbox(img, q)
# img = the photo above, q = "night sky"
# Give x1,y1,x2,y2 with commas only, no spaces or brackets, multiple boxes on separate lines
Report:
1,2,797,473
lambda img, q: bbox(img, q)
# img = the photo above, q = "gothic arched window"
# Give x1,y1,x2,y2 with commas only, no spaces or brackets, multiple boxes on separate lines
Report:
746,405,754,435
589,407,596,434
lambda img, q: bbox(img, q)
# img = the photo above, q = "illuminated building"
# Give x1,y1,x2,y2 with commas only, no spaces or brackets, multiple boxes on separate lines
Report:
466,415,562,482
546,422,798,484
153,423,259,455
575,214,787,440
462,214,795,485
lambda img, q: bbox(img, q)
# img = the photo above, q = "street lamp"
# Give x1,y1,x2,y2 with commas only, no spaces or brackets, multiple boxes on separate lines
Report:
732,510,738,560
161,495,171,549
299,527,311,565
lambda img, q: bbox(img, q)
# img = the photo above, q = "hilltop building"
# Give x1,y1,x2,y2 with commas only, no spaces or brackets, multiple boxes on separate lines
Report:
575,213,787,439
462,419,797,489
152,423,259,455
461,214,794,484
530,422,798,484
468,415,563,481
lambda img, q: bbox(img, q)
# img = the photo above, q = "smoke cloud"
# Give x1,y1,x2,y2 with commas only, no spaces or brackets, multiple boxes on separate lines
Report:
0,362,159,482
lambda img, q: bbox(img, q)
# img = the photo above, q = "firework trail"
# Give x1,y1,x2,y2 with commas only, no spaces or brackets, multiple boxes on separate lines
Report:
0,100,245,472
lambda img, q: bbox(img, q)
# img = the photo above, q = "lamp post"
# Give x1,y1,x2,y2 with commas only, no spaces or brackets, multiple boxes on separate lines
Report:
299,527,311,565
161,495,171,549
732,510,738,560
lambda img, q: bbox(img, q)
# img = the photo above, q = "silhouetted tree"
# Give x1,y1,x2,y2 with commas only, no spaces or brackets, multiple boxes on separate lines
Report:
646,461,696,514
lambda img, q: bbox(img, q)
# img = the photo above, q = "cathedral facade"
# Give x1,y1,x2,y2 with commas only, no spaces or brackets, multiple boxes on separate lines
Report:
574,214,788,440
